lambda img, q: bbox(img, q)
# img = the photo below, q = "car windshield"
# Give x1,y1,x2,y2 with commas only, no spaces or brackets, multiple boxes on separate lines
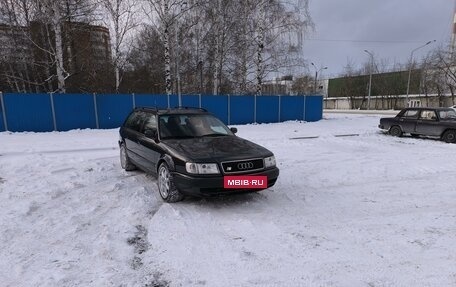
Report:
158,114,233,139
439,110,456,119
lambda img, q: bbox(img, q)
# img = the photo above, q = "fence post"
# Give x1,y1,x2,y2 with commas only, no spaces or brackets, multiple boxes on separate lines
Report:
254,94,257,123
199,94,202,108
167,94,170,109
50,92,57,131
0,91,8,131
93,93,99,129
302,95,306,121
227,94,231,125
278,95,281,123
132,93,136,108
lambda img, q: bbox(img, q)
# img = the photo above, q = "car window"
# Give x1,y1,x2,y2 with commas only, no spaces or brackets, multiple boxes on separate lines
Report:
402,110,419,119
439,110,456,119
142,113,157,132
419,110,437,121
124,111,147,132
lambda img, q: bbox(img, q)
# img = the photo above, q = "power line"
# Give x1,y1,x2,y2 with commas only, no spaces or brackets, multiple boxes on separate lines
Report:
304,38,435,44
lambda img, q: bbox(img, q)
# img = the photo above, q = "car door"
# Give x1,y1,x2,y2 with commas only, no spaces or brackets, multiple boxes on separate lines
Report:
136,113,162,173
397,109,418,133
122,111,147,165
415,110,440,136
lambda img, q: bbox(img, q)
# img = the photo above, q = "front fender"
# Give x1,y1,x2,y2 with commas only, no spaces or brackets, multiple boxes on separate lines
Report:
158,154,175,172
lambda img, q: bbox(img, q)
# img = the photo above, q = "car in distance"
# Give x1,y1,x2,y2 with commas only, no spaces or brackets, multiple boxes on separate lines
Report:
119,107,279,202
378,107,456,143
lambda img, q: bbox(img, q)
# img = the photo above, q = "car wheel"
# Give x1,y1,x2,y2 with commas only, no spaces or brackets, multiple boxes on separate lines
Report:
157,163,184,203
389,126,403,137
120,143,136,171
442,130,456,143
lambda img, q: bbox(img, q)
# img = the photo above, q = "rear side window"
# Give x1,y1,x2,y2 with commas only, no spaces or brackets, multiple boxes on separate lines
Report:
439,110,456,119
419,110,437,121
143,114,157,131
124,111,146,132
402,110,419,118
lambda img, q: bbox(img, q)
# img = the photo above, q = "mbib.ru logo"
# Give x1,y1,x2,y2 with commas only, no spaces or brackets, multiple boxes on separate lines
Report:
223,176,267,189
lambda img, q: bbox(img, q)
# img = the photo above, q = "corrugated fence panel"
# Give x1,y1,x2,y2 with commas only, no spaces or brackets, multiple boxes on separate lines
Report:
135,94,168,108
0,112,4,131
169,95,179,108
305,96,323,122
201,95,228,124
54,93,96,131
4,93,54,132
256,96,279,123
96,94,133,129
182,95,200,107
230,95,255,124
1,93,322,132
280,96,305,121
0,95,5,131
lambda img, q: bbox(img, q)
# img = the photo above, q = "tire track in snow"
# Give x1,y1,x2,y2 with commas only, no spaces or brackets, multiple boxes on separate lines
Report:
0,146,117,157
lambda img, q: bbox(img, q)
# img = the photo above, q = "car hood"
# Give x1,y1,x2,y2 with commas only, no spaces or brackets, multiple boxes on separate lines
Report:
162,136,273,162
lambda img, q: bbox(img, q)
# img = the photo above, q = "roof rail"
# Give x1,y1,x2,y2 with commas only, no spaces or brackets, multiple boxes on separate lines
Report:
173,106,208,112
135,106,158,111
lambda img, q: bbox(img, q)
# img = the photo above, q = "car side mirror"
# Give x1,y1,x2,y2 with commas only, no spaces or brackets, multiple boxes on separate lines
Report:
230,127,238,134
144,129,159,142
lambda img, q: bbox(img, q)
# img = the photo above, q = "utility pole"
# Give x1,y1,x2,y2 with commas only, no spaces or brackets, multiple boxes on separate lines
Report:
364,50,374,110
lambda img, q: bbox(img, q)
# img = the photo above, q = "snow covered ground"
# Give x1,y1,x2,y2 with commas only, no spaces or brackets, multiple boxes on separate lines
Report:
1,113,456,287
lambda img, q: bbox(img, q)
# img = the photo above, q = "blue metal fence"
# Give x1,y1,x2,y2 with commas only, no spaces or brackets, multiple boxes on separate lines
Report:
4,93,54,132
0,93,5,131
201,95,229,124
256,96,280,123
53,93,97,131
230,95,255,125
0,93,323,132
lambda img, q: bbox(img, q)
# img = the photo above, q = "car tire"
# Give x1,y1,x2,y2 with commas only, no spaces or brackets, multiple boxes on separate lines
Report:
442,130,456,143
157,163,184,203
120,143,136,171
389,126,403,137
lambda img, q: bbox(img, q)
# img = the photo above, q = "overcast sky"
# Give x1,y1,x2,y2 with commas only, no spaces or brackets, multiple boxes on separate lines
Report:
302,0,455,78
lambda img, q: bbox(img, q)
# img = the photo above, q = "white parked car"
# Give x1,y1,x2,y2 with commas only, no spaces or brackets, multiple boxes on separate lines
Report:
450,105,456,112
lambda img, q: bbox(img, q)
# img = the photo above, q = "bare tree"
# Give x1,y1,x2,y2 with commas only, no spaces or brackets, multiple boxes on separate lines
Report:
432,46,456,104
144,0,193,96
253,0,313,95
101,0,139,93
31,0,98,93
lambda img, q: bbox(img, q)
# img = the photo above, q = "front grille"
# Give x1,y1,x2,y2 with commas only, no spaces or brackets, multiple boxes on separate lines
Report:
221,158,264,174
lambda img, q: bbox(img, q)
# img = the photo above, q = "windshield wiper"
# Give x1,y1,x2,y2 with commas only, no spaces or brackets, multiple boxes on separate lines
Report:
162,135,197,139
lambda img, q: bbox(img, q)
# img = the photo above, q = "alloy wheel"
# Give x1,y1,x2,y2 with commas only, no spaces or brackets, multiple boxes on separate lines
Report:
158,165,170,199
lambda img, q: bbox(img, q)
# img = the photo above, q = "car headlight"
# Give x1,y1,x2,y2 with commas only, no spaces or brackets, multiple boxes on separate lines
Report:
264,156,276,168
185,163,220,174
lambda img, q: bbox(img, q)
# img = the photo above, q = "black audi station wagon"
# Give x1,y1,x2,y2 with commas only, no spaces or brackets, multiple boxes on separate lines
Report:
119,107,279,202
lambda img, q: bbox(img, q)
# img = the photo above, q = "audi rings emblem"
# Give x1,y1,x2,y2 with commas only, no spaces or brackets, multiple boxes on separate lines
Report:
237,162,254,170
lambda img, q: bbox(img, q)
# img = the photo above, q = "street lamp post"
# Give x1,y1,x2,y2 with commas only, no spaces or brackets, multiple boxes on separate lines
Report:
406,40,435,107
311,62,328,94
364,50,374,110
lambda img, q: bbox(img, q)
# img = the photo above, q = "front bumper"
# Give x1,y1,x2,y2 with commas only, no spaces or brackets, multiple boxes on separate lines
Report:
172,167,279,197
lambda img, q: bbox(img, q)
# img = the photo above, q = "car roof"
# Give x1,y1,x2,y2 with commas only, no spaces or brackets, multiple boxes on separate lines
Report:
133,106,209,115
